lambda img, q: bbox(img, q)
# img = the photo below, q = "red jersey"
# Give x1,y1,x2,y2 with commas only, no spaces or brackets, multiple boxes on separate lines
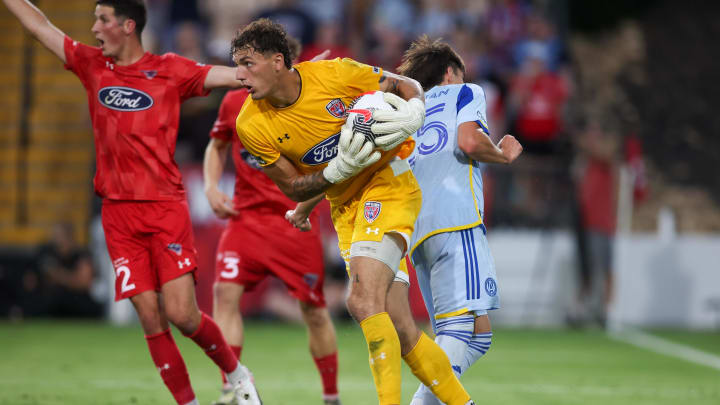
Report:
63,36,212,200
210,89,301,215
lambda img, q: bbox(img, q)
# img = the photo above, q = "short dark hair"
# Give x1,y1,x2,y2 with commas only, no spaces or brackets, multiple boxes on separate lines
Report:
397,35,466,91
96,0,147,38
231,19,292,69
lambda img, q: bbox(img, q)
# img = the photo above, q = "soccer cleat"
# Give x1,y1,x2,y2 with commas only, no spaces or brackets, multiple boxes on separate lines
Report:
210,388,237,405
232,365,262,405
464,401,476,405
323,398,342,405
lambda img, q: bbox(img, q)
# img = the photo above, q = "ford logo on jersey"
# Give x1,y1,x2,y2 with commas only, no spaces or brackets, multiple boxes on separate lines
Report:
98,86,154,111
300,132,340,165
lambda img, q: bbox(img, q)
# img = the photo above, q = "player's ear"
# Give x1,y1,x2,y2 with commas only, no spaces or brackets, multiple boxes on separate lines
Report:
272,52,285,71
122,18,137,36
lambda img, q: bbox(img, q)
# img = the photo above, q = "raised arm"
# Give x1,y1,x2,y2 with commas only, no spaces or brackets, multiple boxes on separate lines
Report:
457,122,523,164
204,65,245,90
3,0,66,62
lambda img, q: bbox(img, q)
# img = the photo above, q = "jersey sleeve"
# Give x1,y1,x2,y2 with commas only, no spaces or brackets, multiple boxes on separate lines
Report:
63,36,99,83
235,117,280,167
456,84,490,136
164,53,212,101
332,58,383,95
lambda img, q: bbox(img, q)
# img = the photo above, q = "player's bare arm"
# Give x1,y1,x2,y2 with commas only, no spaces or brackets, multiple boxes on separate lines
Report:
204,65,244,90
378,71,424,102
203,138,239,218
262,155,333,202
3,0,66,62
457,122,523,164
285,193,324,232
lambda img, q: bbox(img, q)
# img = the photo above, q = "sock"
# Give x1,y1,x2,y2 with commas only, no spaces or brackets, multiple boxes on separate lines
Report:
360,312,402,405
412,315,475,405
184,312,239,374
145,329,196,405
313,352,339,397
221,345,243,389
403,332,471,405
463,332,492,371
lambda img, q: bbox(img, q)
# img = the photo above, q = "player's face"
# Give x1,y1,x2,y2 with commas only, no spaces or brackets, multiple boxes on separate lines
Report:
91,5,126,58
233,48,281,100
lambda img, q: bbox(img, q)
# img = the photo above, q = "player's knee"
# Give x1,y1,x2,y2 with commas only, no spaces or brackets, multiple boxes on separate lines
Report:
300,303,331,330
165,304,201,334
345,291,382,322
213,282,243,311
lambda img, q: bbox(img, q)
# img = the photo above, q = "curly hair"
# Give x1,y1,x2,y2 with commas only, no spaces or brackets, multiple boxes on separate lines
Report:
231,19,292,69
397,35,465,91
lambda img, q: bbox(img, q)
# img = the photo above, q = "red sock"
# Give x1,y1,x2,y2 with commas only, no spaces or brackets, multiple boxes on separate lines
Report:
313,352,339,396
184,312,239,374
221,345,243,387
145,329,195,405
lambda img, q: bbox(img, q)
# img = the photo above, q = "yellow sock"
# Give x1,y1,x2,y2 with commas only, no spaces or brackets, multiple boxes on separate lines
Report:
403,332,471,405
360,312,402,405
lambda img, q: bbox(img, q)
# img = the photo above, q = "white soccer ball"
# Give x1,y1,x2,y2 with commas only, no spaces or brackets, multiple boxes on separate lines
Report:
347,91,395,146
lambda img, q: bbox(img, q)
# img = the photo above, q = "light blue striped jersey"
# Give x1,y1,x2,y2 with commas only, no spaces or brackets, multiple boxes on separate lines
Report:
408,83,490,255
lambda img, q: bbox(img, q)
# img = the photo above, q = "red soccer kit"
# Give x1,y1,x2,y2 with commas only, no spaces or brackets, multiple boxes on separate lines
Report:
210,89,325,306
63,36,210,300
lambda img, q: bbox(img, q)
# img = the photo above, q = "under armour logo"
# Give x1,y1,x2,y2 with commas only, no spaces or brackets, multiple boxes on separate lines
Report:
277,133,290,143
366,227,379,235
157,363,170,373
431,379,439,386
369,352,387,365
205,344,217,353
177,258,191,269
105,61,115,70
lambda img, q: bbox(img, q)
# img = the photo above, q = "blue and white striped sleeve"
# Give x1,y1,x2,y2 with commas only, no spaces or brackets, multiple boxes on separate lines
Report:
456,83,490,136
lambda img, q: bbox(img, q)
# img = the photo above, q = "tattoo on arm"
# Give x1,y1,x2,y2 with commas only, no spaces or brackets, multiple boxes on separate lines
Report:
354,274,360,283
291,171,331,201
379,75,399,94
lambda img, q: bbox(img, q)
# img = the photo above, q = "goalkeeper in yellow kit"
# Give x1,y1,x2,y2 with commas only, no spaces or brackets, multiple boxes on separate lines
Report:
231,19,475,405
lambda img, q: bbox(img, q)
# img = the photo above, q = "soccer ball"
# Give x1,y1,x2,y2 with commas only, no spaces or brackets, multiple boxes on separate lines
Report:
347,91,395,146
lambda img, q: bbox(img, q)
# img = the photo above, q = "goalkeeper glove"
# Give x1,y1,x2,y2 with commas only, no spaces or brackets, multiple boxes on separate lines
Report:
323,121,381,184
370,93,425,151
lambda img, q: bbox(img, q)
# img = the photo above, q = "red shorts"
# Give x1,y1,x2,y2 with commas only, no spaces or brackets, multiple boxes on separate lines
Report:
102,200,198,301
215,212,325,307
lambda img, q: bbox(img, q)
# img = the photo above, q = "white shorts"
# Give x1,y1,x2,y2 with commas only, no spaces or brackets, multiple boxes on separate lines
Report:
411,225,499,326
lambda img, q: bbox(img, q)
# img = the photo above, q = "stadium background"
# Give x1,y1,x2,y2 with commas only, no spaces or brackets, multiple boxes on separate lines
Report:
1,0,719,404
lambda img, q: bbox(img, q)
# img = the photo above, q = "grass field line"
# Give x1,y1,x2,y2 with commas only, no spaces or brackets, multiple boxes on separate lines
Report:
609,327,720,371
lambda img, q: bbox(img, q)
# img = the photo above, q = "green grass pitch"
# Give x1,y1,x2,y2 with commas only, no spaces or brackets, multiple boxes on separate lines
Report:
1,320,718,404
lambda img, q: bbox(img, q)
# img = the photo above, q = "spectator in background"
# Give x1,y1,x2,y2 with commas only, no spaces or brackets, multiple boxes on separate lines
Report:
485,0,531,78
508,46,569,155
299,20,353,61
571,123,619,327
256,0,317,46
35,223,104,318
513,13,565,72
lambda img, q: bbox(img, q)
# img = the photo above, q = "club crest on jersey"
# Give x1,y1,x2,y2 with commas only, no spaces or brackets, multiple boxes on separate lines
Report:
364,201,382,223
301,132,340,165
325,98,347,118
484,277,497,297
303,273,319,289
141,70,157,79
98,86,154,111
167,243,182,256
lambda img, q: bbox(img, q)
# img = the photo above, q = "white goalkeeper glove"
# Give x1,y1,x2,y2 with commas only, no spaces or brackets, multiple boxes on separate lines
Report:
370,93,425,151
323,121,381,184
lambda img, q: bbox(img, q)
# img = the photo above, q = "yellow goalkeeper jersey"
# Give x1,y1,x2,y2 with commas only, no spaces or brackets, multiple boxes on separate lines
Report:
235,57,412,205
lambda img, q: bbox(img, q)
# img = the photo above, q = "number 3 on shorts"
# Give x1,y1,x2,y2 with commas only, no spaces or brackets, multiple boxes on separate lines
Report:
116,265,136,293
220,257,240,279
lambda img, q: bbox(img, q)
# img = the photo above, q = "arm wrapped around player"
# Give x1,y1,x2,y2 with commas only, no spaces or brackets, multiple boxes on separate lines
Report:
370,92,425,151
323,121,381,184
